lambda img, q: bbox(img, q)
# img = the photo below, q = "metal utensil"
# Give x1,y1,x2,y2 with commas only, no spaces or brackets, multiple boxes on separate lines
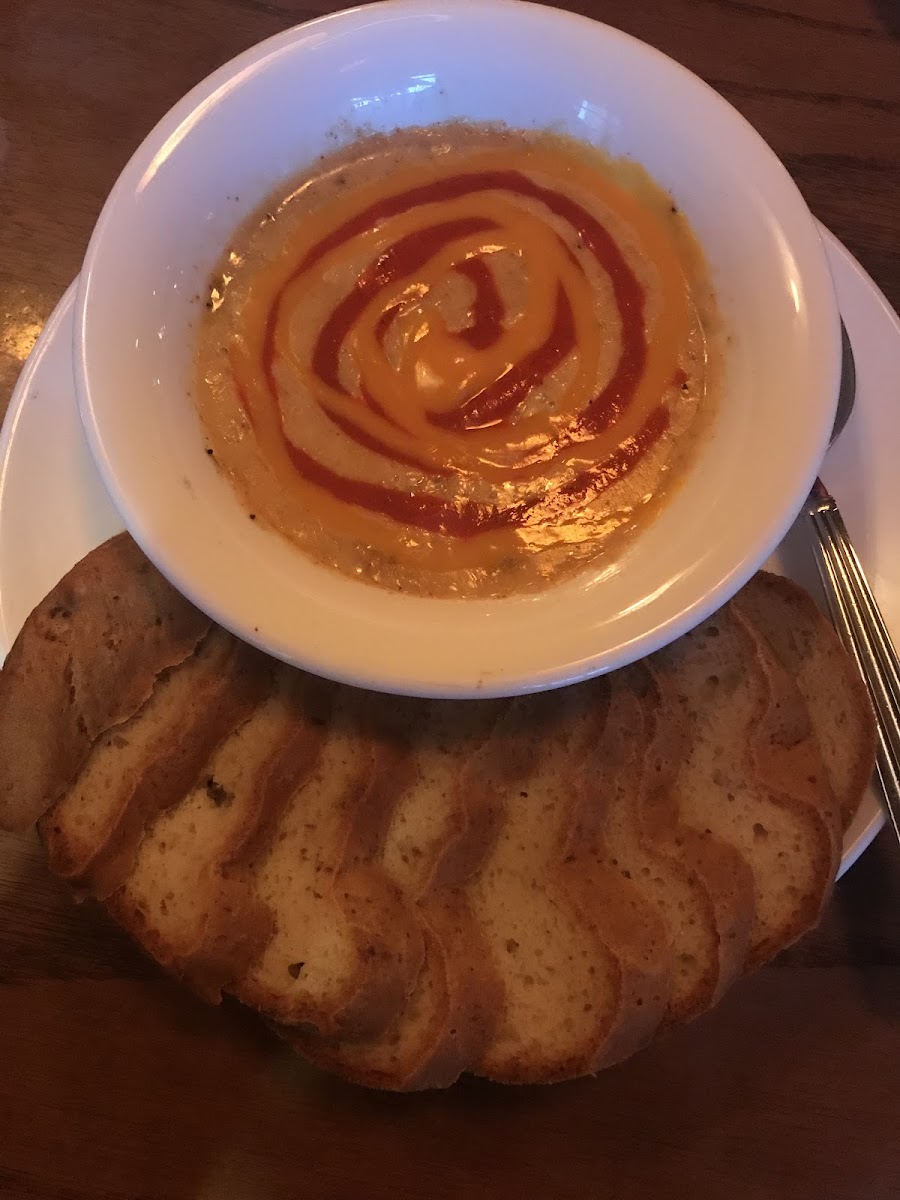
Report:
806,321,900,843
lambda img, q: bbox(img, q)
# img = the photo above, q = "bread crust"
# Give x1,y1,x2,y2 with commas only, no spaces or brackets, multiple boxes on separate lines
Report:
0,533,210,832
734,570,876,831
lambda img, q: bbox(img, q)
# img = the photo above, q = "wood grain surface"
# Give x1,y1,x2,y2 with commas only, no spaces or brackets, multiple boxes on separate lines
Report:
1,2,899,1197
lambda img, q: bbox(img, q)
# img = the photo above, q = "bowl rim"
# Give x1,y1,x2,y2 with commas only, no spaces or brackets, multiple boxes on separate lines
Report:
73,0,842,698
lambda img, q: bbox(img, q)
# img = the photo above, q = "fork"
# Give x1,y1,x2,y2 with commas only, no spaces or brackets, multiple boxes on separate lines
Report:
806,321,900,844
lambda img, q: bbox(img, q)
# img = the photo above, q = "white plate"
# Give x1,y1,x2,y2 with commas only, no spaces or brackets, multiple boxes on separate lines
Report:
0,228,894,875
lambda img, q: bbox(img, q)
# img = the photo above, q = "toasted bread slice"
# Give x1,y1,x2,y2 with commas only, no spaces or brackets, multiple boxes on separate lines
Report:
467,682,670,1084
282,891,500,1091
105,667,335,1001
39,628,270,897
229,687,424,1039
558,677,671,1069
590,664,754,1024
647,604,840,969
733,570,875,831
0,533,210,832
284,696,508,1090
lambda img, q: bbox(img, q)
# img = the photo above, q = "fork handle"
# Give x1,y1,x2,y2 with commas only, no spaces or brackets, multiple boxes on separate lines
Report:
806,478,900,844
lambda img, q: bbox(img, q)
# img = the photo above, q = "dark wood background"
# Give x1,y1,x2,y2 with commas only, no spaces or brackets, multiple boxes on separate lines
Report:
1,2,899,1197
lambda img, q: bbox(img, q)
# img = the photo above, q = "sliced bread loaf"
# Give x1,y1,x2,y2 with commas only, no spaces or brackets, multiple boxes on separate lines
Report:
0,535,877,1091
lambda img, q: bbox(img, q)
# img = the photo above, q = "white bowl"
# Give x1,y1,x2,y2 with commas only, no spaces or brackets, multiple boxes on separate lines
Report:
75,0,840,698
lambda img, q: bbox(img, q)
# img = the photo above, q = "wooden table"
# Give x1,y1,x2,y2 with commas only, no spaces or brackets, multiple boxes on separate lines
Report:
1,2,899,1196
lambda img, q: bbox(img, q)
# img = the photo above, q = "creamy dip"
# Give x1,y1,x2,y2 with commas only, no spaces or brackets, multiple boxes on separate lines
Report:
194,123,720,598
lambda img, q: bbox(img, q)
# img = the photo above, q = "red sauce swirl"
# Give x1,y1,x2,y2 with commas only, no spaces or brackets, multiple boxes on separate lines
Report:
246,170,668,537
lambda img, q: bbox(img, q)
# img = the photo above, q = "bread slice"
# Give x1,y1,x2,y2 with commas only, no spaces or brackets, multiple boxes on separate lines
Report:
590,663,754,1024
0,533,210,831
647,603,841,969
105,666,335,1002
106,672,423,1036
465,682,672,1084
228,686,424,1039
283,696,509,1090
281,890,501,1091
557,677,671,1070
38,628,270,898
733,570,875,831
